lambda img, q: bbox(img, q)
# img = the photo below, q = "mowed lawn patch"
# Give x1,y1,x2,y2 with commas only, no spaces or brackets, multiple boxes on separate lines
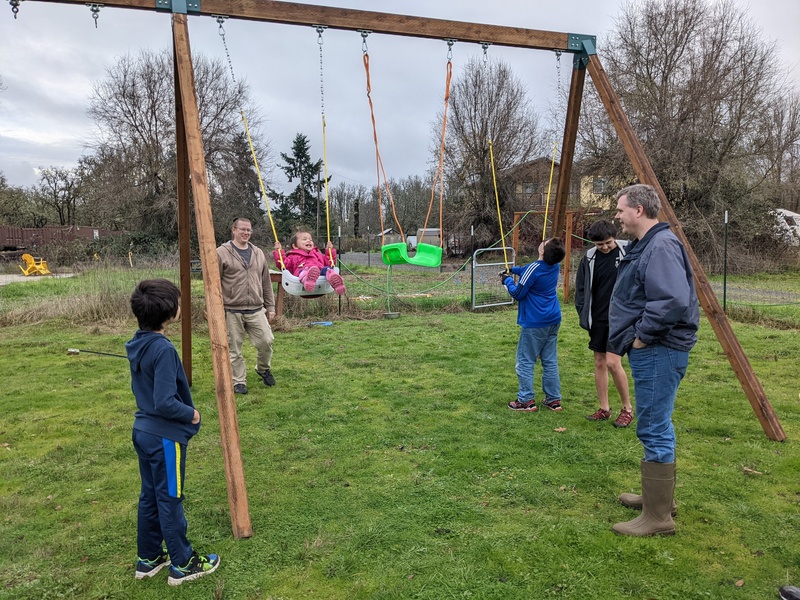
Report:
1,286,800,598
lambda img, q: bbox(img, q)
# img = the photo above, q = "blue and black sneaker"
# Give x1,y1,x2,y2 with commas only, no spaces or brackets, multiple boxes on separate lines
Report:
167,551,220,586
135,553,170,579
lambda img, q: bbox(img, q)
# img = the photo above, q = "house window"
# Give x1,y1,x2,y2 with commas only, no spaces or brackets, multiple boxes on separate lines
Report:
523,183,538,195
593,177,609,195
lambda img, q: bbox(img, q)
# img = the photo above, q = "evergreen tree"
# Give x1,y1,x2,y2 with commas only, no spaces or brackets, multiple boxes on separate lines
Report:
279,133,325,228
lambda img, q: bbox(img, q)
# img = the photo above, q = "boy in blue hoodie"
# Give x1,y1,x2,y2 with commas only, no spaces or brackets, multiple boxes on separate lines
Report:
127,279,220,586
501,238,566,412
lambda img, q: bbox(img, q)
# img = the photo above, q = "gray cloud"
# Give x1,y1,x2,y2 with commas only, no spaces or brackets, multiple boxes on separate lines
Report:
2,0,797,194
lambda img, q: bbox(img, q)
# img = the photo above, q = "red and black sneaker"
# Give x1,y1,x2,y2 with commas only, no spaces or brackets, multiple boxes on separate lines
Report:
507,399,537,412
542,398,563,411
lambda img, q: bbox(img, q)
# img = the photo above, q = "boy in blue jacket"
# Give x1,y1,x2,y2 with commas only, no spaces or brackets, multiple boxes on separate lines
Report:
127,279,220,586
501,238,566,412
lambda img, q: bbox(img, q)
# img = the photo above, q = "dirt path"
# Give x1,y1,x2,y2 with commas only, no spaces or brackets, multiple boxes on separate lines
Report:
0,273,74,286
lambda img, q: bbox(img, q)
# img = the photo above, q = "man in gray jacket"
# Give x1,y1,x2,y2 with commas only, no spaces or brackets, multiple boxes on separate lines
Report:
217,218,276,395
608,184,699,537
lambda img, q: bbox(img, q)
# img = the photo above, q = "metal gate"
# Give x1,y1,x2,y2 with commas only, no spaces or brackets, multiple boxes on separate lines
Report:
471,247,515,310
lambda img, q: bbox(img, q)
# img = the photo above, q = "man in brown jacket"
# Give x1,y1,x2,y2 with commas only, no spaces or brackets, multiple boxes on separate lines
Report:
217,218,276,394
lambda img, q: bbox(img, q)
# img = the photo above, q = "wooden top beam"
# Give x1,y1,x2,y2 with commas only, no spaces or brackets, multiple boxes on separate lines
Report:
28,0,585,52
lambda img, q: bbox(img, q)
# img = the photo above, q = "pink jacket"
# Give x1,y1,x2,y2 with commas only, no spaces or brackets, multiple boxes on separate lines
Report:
273,246,337,276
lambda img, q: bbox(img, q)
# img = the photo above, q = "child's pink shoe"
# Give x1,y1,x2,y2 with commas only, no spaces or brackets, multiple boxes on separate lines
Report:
300,266,320,292
326,270,346,295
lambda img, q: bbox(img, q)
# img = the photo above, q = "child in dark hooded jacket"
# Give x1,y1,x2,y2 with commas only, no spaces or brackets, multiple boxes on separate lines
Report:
127,278,220,586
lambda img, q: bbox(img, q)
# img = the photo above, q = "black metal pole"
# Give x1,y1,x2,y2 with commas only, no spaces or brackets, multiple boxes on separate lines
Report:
723,210,728,313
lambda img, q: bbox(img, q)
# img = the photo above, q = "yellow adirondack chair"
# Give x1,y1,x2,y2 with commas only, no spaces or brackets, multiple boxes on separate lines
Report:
19,253,52,276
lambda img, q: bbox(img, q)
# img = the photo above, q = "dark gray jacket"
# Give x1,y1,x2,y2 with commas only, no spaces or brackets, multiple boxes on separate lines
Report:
574,239,629,330
608,222,699,356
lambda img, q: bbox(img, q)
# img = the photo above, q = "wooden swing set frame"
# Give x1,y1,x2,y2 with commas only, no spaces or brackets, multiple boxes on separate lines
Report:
14,0,785,540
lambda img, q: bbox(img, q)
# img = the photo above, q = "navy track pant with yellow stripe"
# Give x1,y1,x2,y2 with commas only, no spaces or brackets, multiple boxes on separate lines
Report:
132,429,194,567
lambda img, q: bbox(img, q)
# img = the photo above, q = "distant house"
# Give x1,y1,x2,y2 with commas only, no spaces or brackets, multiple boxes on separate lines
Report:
374,228,402,245
579,175,620,210
498,157,561,209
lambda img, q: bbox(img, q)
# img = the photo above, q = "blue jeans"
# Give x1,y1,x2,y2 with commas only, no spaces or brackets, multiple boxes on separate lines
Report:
133,429,194,566
515,324,561,402
628,344,689,463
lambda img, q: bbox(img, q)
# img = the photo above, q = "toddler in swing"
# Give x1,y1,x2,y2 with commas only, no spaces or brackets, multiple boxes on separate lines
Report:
273,230,346,295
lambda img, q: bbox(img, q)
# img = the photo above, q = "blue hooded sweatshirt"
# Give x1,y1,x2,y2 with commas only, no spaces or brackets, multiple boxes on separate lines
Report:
503,260,562,328
126,330,200,445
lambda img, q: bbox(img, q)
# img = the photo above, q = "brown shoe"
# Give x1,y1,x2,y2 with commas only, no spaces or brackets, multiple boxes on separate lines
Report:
586,408,612,421
613,409,634,428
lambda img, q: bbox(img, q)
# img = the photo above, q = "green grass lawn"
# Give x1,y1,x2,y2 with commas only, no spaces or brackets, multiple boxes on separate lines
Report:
1,271,800,599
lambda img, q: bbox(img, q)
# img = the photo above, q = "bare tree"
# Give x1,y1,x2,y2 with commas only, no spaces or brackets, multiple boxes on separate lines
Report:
83,49,270,242
437,56,544,246
384,175,432,236
329,181,368,237
36,166,83,226
578,0,800,264
0,171,40,227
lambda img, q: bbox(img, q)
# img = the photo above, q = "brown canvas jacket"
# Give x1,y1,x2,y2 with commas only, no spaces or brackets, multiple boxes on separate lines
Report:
216,241,276,312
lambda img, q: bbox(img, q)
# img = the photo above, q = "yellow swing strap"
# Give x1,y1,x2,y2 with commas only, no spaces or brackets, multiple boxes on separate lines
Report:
217,17,285,270
317,26,335,267
321,114,334,267
542,139,558,241
489,140,510,271
242,111,284,270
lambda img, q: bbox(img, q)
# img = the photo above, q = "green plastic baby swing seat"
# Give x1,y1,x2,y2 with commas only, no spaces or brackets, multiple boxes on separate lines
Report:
381,242,442,268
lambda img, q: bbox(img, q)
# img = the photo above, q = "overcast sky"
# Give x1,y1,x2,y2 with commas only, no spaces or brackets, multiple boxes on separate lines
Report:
1,0,798,193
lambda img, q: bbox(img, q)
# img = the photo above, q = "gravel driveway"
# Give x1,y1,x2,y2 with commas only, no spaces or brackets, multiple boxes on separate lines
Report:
0,273,74,286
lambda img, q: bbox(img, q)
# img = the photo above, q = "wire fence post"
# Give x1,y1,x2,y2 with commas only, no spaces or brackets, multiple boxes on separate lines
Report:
723,210,728,313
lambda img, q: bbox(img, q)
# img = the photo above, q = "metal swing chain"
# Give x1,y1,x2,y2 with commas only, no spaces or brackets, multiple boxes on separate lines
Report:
316,25,327,120
9,0,22,19
555,50,563,109
215,15,238,86
212,13,281,251
316,24,334,255
554,49,564,150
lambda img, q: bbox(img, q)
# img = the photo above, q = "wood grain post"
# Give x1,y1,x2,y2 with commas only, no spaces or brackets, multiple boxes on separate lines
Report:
586,54,785,441
563,211,574,301
552,64,586,238
173,15,254,537
174,46,193,385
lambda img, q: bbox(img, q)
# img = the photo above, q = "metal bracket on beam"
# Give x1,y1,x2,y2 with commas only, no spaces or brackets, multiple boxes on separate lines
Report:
9,0,24,19
567,33,596,69
155,0,200,14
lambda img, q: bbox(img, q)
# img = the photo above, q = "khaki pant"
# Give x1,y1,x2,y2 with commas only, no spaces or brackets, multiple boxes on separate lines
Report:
225,309,274,385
